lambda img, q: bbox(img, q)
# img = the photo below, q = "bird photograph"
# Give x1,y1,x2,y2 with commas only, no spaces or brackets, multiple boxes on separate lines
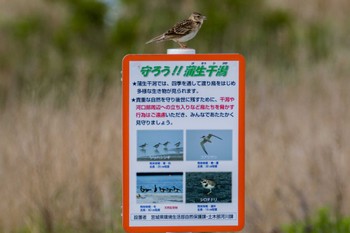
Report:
137,130,183,161
146,12,206,48
186,130,232,160
200,133,223,155
186,172,232,203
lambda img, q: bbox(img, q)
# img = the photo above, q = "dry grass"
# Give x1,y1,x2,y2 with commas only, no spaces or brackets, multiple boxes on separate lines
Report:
0,86,123,232
1,51,349,232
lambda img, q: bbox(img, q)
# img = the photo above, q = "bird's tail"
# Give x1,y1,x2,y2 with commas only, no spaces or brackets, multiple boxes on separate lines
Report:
146,34,165,44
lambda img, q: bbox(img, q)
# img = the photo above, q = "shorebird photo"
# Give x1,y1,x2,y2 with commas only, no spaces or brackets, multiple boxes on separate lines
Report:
137,130,184,161
137,172,183,204
186,172,232,203
146,12,206,48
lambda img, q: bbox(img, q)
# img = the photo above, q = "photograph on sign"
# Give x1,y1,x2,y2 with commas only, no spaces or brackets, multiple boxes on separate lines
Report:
186,172,232,203
137,130,184,161
122,54,245,232
136,172,183,204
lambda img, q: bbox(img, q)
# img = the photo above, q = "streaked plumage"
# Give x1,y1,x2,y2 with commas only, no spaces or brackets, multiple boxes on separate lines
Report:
146,12,206,48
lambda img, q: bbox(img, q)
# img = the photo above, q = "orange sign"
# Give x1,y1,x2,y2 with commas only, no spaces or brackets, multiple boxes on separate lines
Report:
122,54,245,232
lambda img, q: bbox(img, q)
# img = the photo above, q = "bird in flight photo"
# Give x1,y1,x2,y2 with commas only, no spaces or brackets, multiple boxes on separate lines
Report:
200,133,223,155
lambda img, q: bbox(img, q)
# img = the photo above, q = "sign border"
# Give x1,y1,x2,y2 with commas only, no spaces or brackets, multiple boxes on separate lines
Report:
122,54,245,232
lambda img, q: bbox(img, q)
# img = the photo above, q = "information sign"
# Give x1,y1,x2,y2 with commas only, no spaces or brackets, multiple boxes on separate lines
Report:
122,54,245,232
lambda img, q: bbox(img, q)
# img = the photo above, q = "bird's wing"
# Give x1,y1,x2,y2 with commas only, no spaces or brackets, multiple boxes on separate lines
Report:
146,34,166,44
209,134,223,140
146,19,195,44
166,19,195,36
200,141,208,155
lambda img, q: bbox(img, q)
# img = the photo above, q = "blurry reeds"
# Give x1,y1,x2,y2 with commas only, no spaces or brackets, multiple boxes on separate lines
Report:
245,52,350,232
1,52,349,232
0,87,123,232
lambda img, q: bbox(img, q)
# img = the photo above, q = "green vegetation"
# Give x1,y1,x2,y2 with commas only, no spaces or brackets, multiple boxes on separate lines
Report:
0,0,334,104
282,209,350,233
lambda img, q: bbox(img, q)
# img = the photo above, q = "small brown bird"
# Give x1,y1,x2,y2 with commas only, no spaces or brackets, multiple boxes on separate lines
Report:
146,12,207,48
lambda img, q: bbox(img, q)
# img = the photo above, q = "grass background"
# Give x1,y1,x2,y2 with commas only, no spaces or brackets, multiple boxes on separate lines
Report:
1,0,350,232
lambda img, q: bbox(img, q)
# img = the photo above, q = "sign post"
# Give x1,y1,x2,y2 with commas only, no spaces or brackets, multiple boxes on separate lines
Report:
122,53,245,232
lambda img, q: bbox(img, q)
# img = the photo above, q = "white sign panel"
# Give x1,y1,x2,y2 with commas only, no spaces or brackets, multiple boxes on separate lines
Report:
122,54,245,232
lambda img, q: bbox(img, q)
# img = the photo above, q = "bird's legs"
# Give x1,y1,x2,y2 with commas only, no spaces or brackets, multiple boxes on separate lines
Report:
177,41,187,48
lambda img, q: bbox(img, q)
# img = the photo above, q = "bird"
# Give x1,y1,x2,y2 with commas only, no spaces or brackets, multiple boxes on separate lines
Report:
200,179,216,195
166,188,173,193
163,141,171,147
154,184,158,193
140,186,152,193
153,143,162,149
146,12,207,48
139,143,147,149
136,194,145,199
172,186,181,192
200,133,223,155
174,141,181,148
